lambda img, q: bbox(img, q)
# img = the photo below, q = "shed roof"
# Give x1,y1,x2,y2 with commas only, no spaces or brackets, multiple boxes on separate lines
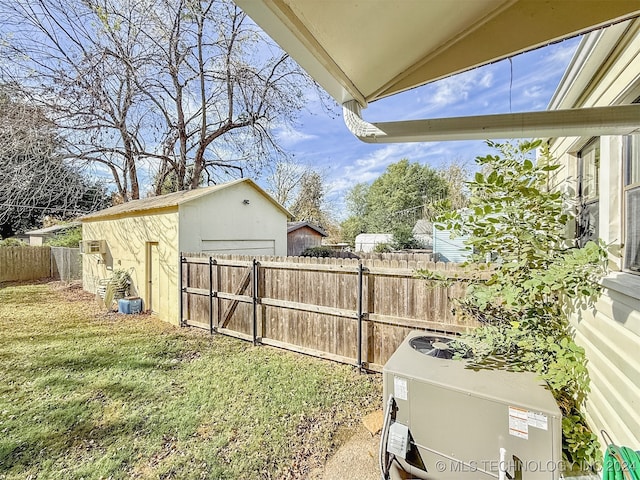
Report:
287,221,327,236
81,178,291,221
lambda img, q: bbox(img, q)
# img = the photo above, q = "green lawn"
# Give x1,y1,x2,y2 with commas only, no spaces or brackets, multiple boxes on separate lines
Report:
0,283,381,479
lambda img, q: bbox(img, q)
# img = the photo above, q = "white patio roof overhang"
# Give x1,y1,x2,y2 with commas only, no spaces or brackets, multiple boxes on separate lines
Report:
235,0,640,142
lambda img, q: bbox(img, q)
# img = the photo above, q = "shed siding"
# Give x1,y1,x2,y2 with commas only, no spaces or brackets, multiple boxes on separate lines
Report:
287,226,323,256
82,210,180,324
432,228,471,263
29,236,44,246
179,181,287,256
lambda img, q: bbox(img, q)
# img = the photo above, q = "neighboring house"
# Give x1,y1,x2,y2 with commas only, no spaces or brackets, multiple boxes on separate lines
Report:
547,18,640,448
25,222,80,246
432,227,471,263
80,178,290,324
287,221,327,256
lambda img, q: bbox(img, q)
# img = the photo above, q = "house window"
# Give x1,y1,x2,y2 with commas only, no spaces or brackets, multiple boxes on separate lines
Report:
624,134,640,273
577,139,600,247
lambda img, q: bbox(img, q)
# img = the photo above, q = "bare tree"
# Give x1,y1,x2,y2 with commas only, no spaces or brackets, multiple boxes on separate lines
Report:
0,0,153,200
0,87,110,237
0,0,320,200
421,158,471,221
265,160,309,208
137,0,313,192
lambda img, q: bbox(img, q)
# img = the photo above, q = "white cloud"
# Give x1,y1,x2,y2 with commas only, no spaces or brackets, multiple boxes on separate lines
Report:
275,124,319,147
543,41,579,67
523,85,544,98
417,69,494,109
478,71,494,89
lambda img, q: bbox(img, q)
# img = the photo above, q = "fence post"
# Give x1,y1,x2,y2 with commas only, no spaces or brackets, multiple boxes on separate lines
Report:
179,253,185,327
357,261,364,370
209,256,215,335
252,258,260,346
216,260,221,329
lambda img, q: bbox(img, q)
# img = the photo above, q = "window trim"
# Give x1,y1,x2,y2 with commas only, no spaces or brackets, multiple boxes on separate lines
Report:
578,138,600,203
623,133,640,275
577,137,600,247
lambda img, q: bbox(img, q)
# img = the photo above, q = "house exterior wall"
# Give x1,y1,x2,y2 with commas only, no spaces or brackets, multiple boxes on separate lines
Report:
82,209,180,325
547,19,640,449
433,228,470,263
287,227,323,256
29,236,44,246
178,181,287,256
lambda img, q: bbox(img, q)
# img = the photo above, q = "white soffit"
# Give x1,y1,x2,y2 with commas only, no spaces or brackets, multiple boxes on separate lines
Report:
237,0,640,106
236,0,640,142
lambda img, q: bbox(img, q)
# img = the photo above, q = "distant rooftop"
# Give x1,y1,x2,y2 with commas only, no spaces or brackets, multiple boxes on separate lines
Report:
287,221,327,236
25,222,81,236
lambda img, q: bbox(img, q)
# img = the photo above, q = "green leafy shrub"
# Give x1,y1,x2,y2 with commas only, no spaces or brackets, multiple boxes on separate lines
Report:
46,226,82,248
0,238,28,247
300,246,334,257
428,140,607,470
391,225,420,250
373,242,393,253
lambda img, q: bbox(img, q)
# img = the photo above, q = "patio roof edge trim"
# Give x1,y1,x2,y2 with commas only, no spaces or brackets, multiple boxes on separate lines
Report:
342,101,640,143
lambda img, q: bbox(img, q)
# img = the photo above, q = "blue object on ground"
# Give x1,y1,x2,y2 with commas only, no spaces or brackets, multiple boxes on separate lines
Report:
118,297,142,314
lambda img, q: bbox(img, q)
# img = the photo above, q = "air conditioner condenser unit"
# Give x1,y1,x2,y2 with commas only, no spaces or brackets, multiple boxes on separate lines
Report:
381,331,563,480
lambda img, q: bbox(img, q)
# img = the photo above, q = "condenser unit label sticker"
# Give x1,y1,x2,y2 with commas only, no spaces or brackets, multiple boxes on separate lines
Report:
508,406,529,439
527,412,548,430
394,376,408,401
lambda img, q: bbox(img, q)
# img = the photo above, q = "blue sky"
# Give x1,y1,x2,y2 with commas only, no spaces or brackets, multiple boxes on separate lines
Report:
269,35,581,216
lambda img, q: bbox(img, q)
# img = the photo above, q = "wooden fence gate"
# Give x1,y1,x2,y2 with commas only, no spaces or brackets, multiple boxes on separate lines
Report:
180,254,476,371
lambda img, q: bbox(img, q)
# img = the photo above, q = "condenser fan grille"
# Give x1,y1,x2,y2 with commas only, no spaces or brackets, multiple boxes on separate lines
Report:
409,335,471,360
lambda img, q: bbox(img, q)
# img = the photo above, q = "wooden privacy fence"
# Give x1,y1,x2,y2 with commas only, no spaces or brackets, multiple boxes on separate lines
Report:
180,254,476,371
0,246,81,283
0,246,52,282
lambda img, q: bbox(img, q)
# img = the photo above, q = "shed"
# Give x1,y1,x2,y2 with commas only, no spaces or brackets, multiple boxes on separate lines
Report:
80,178,290,324
25,222,80,246
287,221,327,256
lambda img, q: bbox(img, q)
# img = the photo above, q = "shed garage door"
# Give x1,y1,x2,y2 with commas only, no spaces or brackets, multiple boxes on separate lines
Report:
201,240,275,255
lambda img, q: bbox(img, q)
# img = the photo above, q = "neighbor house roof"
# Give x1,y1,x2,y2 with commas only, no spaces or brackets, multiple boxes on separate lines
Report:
287,221,327,236
81,178,291,221
25,222,81,235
